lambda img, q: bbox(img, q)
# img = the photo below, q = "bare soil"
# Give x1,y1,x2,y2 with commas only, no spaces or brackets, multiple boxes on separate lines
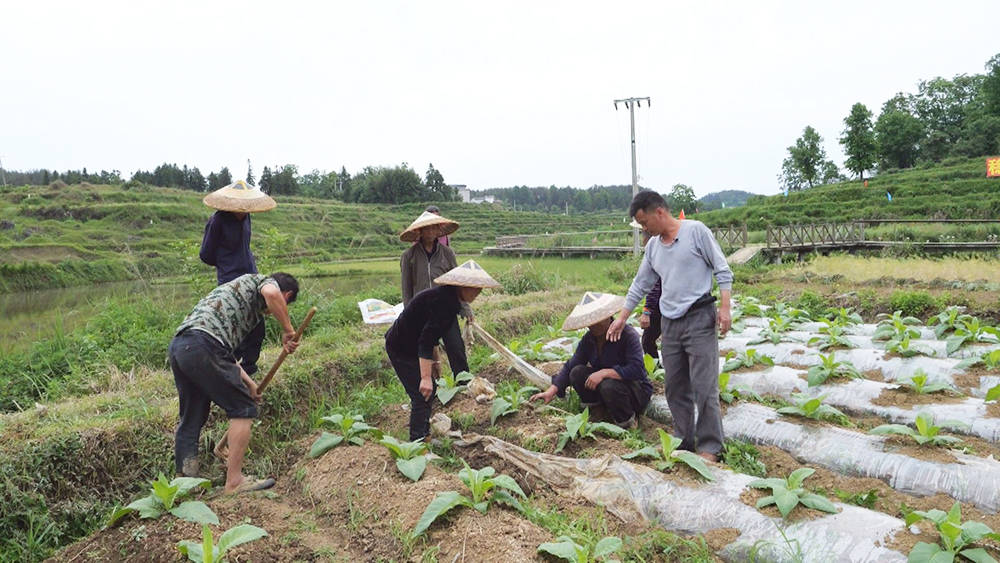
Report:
870,387,965,408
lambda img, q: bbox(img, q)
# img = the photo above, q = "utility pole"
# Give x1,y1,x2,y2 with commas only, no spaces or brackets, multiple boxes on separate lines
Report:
614,96,650,255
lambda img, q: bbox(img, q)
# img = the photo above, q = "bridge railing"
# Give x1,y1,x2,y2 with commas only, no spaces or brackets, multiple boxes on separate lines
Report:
713,224,748,250
766,222,865,249
495,224,749,251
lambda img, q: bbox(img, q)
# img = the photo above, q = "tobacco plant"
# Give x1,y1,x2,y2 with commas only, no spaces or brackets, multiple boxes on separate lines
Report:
897,370,956,395
869,411,965,447
825,307,863,326
945,317,1000,355
490,382,539,424
904,502,1000,563
538,536,623,563
436,370,474,405
748,468,838,519
622,428,715,481
777,394,850,426
643,353,665,382
722,349,774,372
379,435,429,481
956,349,1000,372
309,413,379,458
927,306,974,339
807,321,855,351
555,408,627,453
806,353,861,387
749,316,798,345
872,311,922,341
413,462,525,537
108,473,217,527
885,333,935,358
719,371,761,404
176,524,267,563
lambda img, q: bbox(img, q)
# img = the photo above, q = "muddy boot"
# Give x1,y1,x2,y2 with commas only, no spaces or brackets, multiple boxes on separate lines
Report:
180,457,200,478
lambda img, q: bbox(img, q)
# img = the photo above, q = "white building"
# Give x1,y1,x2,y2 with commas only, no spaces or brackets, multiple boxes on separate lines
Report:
454,185,496,204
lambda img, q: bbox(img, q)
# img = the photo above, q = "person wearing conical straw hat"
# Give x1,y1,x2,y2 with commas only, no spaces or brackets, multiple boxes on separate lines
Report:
530,292,652,429
199,179,277,379
385,260,500,441
398,209,469,380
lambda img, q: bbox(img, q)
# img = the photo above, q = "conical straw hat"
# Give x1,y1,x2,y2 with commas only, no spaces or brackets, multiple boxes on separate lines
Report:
433,260,501,289
561,292,625,331
400,211,460,242
629,219,642,230
203,180,277,213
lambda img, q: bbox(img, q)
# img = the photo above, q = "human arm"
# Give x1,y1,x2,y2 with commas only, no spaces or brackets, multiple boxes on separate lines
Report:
609,252,658,341
695,224,733,335
545,336,591,399
239,366,261,402
199,215,221,266
401,253,414,305
261,282,298,353
418,357,435,400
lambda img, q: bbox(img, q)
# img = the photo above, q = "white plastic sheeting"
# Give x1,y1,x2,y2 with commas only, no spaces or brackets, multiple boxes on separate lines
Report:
475,435,907,563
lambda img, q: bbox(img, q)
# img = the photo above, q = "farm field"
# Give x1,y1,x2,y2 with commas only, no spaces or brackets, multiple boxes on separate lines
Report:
4,254,1000,561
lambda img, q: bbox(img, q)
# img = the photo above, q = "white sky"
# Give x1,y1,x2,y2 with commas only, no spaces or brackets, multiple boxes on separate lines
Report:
2,1,997,197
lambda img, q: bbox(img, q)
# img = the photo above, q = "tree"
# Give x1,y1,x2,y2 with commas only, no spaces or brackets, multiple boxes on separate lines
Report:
875,110,924,170
983,53,1000,117
840,103,877,180
246,160,255,186
780,126,831,190
424,163,453,201
218,167,232,186
667,184,697,213
259,166,272,194
270,164,298,196
207,172,220,191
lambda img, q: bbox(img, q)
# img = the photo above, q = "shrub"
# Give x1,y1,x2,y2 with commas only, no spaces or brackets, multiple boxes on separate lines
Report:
495,263,552,295
794,290,828,318
889,291,939,319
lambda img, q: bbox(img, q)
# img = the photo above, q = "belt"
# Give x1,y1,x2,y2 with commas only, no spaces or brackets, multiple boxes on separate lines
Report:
681,293,716,317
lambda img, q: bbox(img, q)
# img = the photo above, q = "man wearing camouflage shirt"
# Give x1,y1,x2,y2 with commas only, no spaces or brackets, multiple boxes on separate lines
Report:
169,272,299,493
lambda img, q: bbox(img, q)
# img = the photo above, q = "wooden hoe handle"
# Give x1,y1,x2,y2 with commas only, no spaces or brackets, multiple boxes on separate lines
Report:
257,306,316,394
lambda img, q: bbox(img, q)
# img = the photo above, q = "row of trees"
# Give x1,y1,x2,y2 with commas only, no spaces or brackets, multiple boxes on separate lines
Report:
780,52,1000,191
0,168,123,186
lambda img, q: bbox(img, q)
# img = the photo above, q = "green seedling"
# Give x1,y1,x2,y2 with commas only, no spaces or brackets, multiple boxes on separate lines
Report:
885,333,935,358
723,439,767,477
537,535,623,563
897,370,957,395
904,502,1000,563
748,468,838,519
825,307,863,326
413,462,526,537
490,382,539,425
722,349,774,372
768,303,811,323
749,316,797,345
956,349,1000,372
833,488,878,509
806,353,861,387
777,394,850,426
176,524,267,563
555,408,627,453
622,428,715,481
808,321,855,351
873,311,922,341
928,306,974,339
735,295,764,317
379,435,429,482
309,413,379,458
643,353,665,382
729,307,746,333
719,371,761,404
436,370,474,405
945,317,1000,355
987,384,1000,403
508,338,570,362
108,473,216,527
870,411,966,447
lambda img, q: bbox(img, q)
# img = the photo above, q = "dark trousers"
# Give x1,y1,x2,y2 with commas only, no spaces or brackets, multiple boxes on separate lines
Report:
568,365,651,425
234,321,265,376
385,342,436,441
660,304,724,456
440,320,469,374
641,310,662,360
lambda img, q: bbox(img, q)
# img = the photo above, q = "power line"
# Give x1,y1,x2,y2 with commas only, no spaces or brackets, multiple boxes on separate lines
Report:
614,97,650,255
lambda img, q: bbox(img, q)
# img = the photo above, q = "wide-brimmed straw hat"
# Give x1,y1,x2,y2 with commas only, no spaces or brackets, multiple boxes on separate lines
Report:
561,292,626,331
203,180,277,213
434,260,501,289
399,210,460,242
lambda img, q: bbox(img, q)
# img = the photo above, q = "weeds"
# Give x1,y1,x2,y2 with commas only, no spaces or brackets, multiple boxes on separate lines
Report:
723,440,767,477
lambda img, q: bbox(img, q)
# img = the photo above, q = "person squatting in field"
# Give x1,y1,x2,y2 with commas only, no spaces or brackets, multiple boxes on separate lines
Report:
531,292,653,429
169,272,299,493
385,261,500,441
608,190,733,462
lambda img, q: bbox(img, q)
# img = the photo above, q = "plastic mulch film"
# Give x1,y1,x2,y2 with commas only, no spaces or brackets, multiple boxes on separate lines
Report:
475,435,907,563
717,402,1000,513
729,366,1000,442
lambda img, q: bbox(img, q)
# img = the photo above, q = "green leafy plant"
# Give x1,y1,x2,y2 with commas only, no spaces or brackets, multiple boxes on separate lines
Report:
555,408,627,452
643,353,665,382
735,295,764,318
176,524,267,563
537,535,623,563
768,303,811,323
748,468,838,519
108,473,217,526
807,321,855,351
945,317,1000,355
622,428,715,481
309,413,379,458
719,371,761,404
928,306,974,339
956,349,1000,372
413,462,526,537
872,310,922,341
508,338,571,362
723,439,767,477
885,333,935,358
777,394,850,426
435,370,474,404
805,353,861,387
904,502,1000,563
722,349,774,372
825,307,863,326
832,488,878,509
897,370,957,395
870,411,965,447
749,316,798,345
379,435,429,482
490,382,539,425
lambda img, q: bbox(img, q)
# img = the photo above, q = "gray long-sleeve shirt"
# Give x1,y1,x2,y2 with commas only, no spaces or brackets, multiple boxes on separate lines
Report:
624,220,733,319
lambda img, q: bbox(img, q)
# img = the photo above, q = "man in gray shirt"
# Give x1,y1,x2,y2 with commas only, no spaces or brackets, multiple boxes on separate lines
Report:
607,190,733,462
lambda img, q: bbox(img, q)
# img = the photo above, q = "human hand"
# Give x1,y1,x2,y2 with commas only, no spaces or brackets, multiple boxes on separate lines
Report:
718,307,732,337
530,385,558,404
585,370,608,390
607,317,626,342
282,331,299,354
419,376,433,401
245,378,262,402
639,314,650,329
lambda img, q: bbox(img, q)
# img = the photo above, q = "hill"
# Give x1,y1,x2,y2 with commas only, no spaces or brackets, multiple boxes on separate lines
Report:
696,157,1000,229
0,184,621,292
697,189,755,211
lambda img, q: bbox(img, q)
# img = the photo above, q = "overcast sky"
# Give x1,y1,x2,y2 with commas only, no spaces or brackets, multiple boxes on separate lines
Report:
2,1,997,197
